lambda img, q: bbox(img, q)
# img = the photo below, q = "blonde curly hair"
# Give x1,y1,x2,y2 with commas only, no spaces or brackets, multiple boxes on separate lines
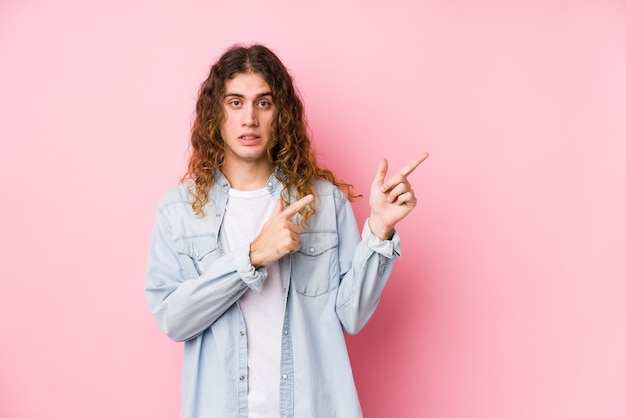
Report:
183,43,359,223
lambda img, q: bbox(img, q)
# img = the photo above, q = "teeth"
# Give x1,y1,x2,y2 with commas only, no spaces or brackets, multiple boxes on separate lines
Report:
241,136,256,139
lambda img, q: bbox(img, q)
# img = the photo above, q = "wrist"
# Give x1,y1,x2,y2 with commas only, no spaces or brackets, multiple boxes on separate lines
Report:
249,242,262,268
368,215,394,241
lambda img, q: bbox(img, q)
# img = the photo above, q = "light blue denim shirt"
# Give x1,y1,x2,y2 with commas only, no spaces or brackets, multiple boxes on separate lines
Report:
145,170,401,418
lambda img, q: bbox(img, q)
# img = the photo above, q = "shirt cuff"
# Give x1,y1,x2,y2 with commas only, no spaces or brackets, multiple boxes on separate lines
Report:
231,245,267,292
362,218,402,258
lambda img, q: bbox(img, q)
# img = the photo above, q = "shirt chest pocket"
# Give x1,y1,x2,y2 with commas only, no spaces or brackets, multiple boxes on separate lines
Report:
175,235,218,279
291,231,339,296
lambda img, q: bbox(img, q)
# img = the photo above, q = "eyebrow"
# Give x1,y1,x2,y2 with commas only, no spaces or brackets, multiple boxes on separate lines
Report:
224,91,273,99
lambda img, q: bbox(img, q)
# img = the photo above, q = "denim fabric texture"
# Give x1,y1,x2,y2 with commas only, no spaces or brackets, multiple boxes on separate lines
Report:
146,169,401,418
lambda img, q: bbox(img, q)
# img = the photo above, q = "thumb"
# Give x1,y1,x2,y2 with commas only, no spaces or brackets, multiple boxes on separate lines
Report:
373,158,388,185
272,199,284,216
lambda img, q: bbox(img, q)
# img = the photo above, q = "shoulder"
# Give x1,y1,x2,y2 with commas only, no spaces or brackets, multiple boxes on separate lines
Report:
312,177,348,209
313,177,342,195
156,180,195,211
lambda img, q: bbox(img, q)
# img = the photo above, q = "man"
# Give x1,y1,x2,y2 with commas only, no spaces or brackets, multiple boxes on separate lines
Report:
146,43,428,418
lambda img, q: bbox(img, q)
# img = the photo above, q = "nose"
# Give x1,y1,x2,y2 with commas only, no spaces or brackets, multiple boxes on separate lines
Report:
241,105,258,127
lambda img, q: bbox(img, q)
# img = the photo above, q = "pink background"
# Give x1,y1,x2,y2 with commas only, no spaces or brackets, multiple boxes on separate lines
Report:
1,0,625,417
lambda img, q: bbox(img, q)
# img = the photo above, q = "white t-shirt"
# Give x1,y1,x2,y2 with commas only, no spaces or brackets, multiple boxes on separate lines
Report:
223,187,285,417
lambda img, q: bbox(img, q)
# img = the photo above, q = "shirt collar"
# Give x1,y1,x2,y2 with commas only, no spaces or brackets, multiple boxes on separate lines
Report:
213,166,282,194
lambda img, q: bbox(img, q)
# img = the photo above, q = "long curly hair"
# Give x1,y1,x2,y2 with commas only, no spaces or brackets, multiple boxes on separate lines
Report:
183,43,359,223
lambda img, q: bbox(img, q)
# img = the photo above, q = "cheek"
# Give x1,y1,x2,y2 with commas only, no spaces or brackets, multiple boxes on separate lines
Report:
264,112,276,129
220,117,235,136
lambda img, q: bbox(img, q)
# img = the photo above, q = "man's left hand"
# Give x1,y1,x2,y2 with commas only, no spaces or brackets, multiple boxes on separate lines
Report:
368,152,429,240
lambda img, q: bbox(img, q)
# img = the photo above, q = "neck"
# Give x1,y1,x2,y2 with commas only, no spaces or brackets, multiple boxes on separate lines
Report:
221,160,274,190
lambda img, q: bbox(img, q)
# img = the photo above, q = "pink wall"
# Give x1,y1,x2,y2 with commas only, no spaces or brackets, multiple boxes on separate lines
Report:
1,0,625,417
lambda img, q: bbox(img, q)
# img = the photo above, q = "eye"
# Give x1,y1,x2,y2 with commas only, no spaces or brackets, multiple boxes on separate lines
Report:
257,100,272,108
229,99,242,107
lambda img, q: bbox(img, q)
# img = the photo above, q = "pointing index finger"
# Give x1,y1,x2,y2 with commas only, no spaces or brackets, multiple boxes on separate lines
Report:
282,194,314,219
400,152,429,177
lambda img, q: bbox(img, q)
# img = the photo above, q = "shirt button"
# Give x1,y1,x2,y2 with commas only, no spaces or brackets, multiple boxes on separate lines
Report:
268,182,273,187
283,329,288,335
216,213,221,218
309,247,315,253
194,252,199,258
282,373,288,379
240,331,245,336
239,375,245,381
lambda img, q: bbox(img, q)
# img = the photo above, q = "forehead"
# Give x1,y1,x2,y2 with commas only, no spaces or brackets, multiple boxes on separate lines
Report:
224,72,271,95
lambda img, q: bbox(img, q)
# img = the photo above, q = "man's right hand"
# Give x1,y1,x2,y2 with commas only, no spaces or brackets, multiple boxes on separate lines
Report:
249,194,314,267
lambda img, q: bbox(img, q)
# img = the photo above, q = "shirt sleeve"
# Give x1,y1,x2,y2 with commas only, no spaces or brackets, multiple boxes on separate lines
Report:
145,206,266,342
334,200,402,335
361,218,402,259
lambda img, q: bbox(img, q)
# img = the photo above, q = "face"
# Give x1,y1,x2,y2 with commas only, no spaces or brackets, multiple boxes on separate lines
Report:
220,72,275,173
